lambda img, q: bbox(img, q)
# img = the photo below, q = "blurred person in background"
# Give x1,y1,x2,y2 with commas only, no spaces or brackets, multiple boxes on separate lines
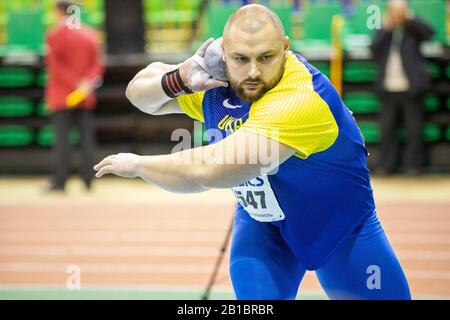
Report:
371,0,434,176
44,0,103,192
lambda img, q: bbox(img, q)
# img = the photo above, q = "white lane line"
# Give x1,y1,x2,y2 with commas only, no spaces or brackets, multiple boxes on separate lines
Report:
1,245,450,262
0,284,234,292
0,231,225,243
0,245,223,257
0,262,228,274
0,221,231,231
0,221,446,228
405,270,450,280
397,250,450,260
2,231,450,244
2,233,450,249
0,262,449,281
389,235,450,244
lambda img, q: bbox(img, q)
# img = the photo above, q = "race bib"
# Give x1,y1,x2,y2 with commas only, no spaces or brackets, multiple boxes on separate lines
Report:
231,175,285,222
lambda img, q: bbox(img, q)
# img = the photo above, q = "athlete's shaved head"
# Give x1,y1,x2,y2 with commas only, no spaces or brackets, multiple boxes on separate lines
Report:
223,4,285,44
221,4,290,102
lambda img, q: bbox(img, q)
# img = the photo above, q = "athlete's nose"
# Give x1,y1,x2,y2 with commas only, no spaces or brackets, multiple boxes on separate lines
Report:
248,62,261,79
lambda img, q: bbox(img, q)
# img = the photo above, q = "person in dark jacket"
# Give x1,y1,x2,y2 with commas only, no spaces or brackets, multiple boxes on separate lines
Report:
370,0,434,175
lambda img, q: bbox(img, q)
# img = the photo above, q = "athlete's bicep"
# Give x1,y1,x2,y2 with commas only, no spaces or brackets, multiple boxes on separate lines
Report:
199,128,296,189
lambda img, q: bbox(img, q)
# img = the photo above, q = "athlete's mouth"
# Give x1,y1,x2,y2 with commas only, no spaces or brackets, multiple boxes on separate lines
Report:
243,82,262,88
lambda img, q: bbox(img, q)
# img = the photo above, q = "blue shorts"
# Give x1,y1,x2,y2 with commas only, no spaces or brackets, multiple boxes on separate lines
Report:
229,204,411,300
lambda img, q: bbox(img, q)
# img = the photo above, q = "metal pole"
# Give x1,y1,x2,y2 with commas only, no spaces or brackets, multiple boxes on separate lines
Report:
201,215,234,300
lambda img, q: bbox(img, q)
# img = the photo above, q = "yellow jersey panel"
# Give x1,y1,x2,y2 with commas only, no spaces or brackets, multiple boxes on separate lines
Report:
175,91,205,122
241,52,338,159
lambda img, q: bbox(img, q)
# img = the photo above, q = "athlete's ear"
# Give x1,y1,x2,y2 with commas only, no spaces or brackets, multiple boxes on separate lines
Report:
221,42,226,62
283,36,290,57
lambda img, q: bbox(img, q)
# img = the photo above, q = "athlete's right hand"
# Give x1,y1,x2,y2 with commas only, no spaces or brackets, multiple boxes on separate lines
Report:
179,38,228,92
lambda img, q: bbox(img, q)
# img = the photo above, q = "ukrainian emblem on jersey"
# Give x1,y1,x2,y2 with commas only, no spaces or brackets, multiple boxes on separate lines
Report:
218,114,243,133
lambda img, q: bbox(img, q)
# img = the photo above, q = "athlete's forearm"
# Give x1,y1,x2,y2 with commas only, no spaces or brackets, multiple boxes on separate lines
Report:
125,62,178,114
136,146,261,193
94,129,289,192
135,153,209,193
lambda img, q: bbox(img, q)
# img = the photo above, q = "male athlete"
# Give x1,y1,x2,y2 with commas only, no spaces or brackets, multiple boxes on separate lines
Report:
94,5,411,300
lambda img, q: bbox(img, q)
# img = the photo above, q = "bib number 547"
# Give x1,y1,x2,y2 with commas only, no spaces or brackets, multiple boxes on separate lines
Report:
234,190,266,209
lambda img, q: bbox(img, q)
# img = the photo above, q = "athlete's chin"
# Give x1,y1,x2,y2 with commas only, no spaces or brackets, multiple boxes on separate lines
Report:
237,88,265,102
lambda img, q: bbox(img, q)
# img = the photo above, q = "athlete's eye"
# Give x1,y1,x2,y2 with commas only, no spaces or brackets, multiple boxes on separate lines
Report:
260,55,273,62
234,56,248,63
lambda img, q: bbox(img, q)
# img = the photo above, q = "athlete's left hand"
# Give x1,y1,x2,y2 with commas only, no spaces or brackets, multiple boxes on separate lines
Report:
94,153,141,178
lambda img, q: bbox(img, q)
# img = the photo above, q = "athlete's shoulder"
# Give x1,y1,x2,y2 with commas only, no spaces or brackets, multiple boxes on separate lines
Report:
252,51,322,111
270,51,313,91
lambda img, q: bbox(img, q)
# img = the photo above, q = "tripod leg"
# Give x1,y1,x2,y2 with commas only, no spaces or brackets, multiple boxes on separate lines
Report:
201,214,234,300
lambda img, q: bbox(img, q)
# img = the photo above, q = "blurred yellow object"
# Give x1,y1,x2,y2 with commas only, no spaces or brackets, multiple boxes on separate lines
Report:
330,14,344,97
66,88,89,108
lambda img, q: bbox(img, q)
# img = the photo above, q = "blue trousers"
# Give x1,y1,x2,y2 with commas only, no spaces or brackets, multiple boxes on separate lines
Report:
229,205,411,300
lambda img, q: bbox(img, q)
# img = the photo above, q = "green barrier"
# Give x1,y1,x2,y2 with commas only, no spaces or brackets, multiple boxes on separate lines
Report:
423,93,440,112
0,67,34,87
36,69,47,87
145,0,200,25
7,9,44,53
343,92,380,114
0,125,33,146
144,0,164,24
312,62,330,78
343,61,377,83
446,126,450,141
303,2,341,41
347,1,446,44
271,5,293,40
358,121,380,144
358,121,441,144
206,3,239,39
410,0,446,43
346,0,387,36
291,2,341,52
36,100,50,117
422,123,441,142
399,122,441,142
427,63,441,79
36,125,80,146
0,96,34,117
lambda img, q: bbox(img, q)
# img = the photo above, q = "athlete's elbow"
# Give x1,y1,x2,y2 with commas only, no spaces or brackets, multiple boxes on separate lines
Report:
125,79,141,105
125,81,157,114
125,81,136,104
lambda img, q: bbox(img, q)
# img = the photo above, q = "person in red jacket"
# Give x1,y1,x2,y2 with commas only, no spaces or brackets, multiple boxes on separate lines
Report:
44,0,103,192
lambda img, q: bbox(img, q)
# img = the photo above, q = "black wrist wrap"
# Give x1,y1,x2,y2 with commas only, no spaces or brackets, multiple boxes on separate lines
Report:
161,68,193,98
